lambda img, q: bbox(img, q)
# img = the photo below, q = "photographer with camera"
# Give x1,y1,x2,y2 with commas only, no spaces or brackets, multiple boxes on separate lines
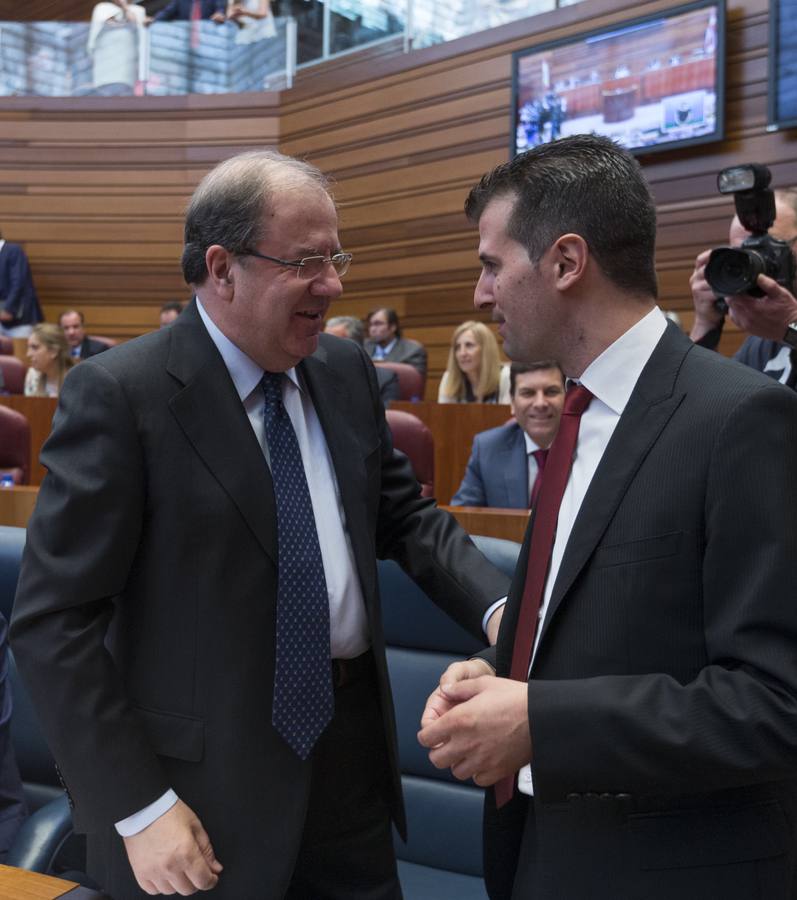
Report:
689,165,797,387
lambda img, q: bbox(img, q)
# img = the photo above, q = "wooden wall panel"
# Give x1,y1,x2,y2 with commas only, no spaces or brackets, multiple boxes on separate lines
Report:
0,0,790,397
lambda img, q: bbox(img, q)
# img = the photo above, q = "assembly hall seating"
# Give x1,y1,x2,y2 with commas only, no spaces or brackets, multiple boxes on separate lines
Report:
0,406,30,484
381,533,520,899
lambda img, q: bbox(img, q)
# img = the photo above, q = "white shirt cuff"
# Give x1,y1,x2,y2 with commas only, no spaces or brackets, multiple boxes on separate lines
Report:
482,596,507,637
115,789,179,837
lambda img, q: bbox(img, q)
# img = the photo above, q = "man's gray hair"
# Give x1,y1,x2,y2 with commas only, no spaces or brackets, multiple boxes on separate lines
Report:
325,315,364,345
181,150,331,285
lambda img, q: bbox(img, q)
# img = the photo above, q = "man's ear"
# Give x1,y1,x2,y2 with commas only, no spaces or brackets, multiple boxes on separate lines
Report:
205,245,235,295
552,233,588,291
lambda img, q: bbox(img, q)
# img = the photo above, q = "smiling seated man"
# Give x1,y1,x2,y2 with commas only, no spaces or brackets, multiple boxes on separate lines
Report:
451,361,564,509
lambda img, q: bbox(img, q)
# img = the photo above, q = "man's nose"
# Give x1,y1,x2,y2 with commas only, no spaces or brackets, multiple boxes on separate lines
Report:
474,273,492,311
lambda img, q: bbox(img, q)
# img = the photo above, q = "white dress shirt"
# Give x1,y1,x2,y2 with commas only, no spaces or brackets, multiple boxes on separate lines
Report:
116,298,369,836
517,306,668,796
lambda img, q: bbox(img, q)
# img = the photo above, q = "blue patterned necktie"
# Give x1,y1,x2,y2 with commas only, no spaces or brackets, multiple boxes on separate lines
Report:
261,371,333,759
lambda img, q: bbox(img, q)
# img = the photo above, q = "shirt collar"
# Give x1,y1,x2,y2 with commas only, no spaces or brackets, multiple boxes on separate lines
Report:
380,337,397,355
195,297,301,401
578,306,667,416
522,430,542,455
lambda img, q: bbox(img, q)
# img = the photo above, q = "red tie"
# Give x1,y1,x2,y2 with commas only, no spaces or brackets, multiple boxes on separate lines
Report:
190,0,201,49
495,384,593,808
529,448,548,508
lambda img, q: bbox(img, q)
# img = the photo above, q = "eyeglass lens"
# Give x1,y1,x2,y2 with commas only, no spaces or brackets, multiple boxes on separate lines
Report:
299,254,351,279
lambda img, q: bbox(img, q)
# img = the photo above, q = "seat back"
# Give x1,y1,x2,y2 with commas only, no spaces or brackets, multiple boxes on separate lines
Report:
0,406,31,484
380,535,520,882
0,527,61,809
374,362,424,401
0,356,25,395
386,409,434,498
88,335,117,348
0,337,12,355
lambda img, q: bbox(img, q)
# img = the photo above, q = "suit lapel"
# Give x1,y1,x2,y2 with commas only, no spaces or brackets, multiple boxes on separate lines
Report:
533,324,690,657
166,302,278,566
501,425,529,507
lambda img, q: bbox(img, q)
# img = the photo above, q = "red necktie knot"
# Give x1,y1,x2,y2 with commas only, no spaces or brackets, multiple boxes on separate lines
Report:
563,383,593,416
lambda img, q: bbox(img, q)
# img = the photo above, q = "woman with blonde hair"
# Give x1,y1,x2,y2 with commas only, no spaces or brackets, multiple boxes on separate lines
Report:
437,320,510,403
24,323,75,397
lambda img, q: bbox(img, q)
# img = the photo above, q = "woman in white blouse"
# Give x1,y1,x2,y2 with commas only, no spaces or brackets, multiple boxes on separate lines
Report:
438,320,510,404
24,324,75,398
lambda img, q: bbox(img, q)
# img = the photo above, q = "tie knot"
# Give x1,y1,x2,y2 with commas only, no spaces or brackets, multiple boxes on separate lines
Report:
261,371,283,404
564,383,593,416
532,448,548,467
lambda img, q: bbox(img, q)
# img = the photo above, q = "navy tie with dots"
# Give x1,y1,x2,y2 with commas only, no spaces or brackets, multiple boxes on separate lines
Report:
261,371,333,759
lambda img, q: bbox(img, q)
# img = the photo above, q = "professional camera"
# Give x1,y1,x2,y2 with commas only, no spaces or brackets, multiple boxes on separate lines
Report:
704,163,795,299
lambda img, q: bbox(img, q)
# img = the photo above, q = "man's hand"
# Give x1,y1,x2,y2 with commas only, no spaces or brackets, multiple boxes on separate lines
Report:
726,274,797,341
210,11,227,22
420,658,495,731
418,675,531,787
0,310,12,323
689,248,724,341
123,799,223,896
485,604,504,645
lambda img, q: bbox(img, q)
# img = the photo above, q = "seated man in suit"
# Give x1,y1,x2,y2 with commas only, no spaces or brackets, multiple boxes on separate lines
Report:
451,361,564,508
324,315,400,404
158,300,184,328
59,310,110,361
364,307,427,376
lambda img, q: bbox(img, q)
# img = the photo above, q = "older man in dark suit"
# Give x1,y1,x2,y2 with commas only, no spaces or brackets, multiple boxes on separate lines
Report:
419,135,797,900
11,150,508,900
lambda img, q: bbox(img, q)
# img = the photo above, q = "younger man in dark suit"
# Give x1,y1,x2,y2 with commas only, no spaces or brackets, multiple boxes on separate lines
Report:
12,149,508,900
419,135,797,900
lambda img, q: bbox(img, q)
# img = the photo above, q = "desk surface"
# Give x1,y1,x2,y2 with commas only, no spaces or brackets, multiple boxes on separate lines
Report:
0,864,103,899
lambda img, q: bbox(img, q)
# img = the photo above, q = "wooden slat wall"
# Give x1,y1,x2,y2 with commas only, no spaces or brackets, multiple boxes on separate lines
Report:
0,0,791,394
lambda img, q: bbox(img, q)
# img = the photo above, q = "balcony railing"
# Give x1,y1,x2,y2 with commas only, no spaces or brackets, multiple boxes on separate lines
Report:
0,0,580,98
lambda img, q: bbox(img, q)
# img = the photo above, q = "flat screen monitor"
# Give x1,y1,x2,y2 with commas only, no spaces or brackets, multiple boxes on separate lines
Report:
511,0,725,157
768,0,797,130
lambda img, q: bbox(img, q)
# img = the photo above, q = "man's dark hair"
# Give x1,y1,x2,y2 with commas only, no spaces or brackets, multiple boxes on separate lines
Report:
160,301,184,315
510,361,564,395
465,134,658,298
367,307,402,338
58,309,85,324
181,151,331,286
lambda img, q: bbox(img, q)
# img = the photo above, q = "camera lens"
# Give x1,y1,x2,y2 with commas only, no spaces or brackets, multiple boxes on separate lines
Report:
705,247,765,297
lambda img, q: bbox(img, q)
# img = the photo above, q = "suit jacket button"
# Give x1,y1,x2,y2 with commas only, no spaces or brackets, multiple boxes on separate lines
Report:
566,792,582,803
599,793,614,801
584,792,599,802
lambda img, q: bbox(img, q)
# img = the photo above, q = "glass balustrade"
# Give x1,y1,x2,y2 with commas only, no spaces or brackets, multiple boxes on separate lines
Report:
0,0,578,98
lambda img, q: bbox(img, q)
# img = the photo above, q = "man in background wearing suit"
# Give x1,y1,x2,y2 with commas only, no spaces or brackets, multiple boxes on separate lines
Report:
364,307,427,377
59,310,110,360
11,150,509,899
324,314,400,404
0,231,42,338
451,361,564,508
419,134,797,900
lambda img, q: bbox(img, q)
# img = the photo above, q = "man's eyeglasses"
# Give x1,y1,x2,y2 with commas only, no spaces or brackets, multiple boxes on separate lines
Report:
238,249,352,279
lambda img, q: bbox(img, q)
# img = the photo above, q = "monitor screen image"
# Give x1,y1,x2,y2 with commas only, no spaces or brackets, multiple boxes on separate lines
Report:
511,0,725,157
769,0,797,129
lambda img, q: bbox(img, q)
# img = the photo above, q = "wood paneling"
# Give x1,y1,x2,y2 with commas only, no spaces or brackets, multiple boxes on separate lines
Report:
0,0,786,385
